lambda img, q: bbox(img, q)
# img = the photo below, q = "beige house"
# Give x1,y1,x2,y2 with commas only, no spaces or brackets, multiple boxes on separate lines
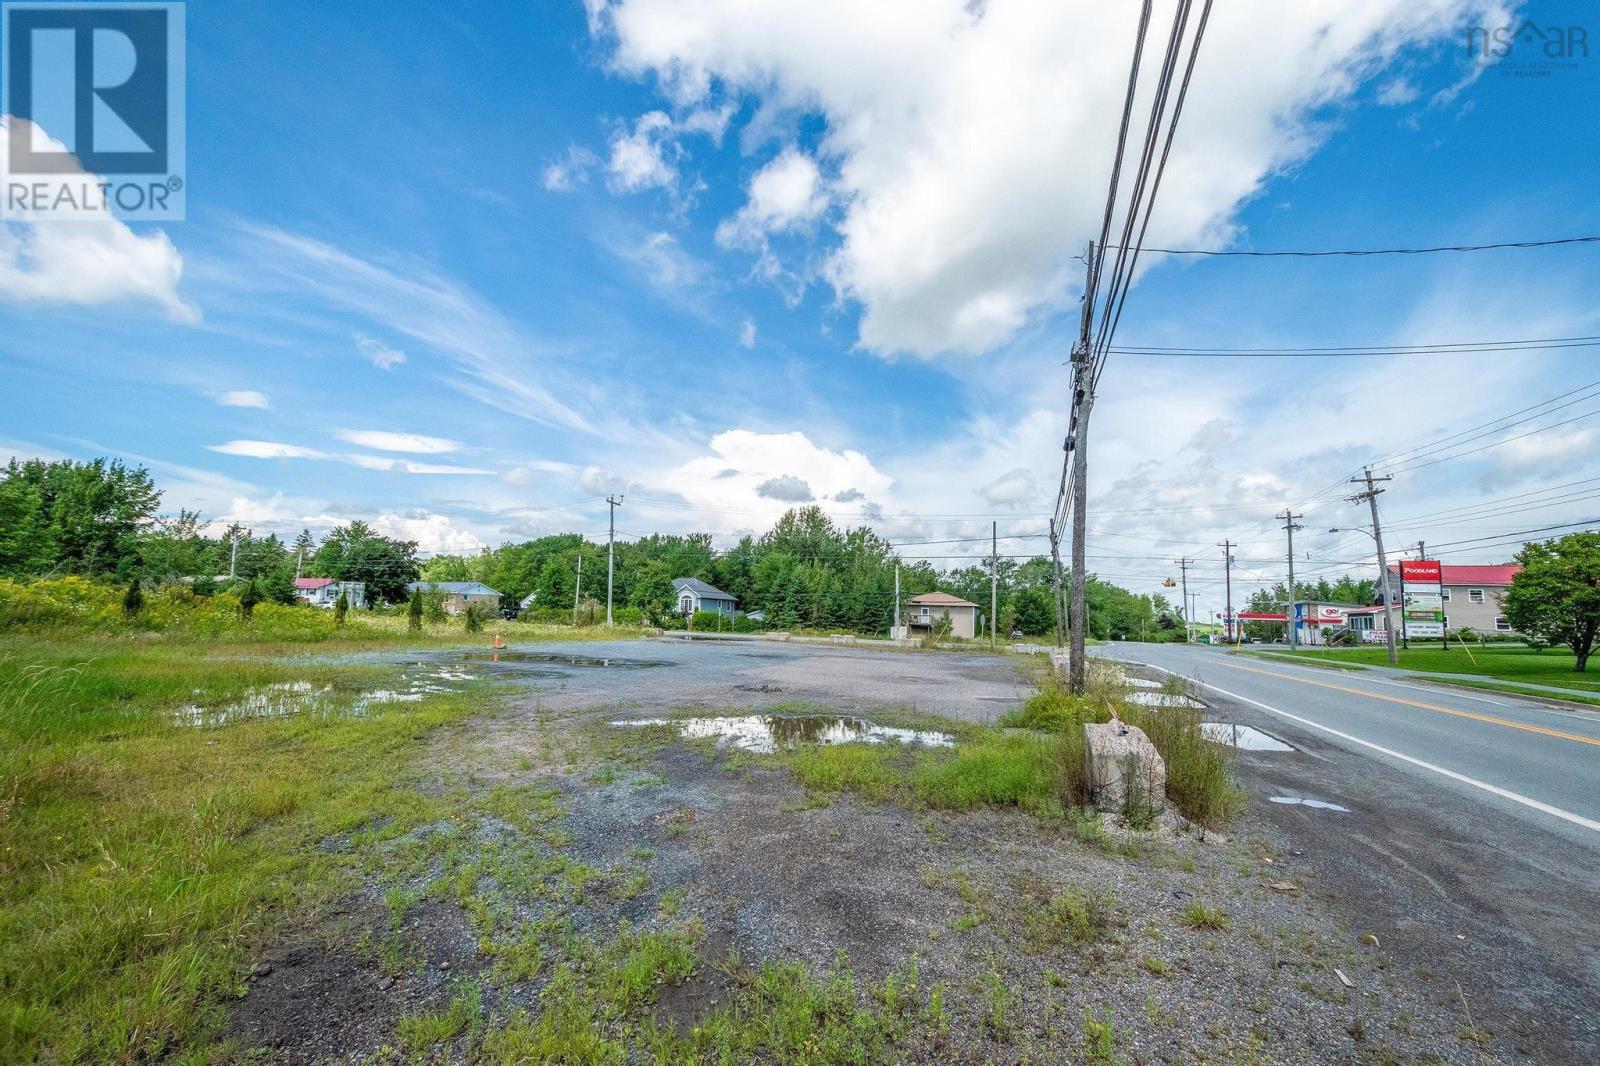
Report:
905,591,980,639
1383,563,1521,636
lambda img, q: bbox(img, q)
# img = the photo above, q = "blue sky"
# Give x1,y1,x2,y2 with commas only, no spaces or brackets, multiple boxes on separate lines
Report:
2,0,1597,617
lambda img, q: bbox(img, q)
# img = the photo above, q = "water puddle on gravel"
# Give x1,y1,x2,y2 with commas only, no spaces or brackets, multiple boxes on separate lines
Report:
610,714,954,754
1125,691,1205,709
1201,722,1296,751
1269,795,1351,812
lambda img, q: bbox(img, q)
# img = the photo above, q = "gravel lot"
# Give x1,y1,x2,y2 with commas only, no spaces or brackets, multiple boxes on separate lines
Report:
230,638,1521,1063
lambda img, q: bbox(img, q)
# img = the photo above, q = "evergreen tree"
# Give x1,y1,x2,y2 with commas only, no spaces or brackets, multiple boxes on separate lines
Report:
238,579,261,620
334,591,349,627
407,587,424,631
122,577,143,618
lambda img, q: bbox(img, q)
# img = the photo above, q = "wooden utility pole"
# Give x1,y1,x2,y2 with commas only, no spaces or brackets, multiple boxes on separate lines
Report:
1219,539,1234,645
1048,517,1066,648
990,521,998,647
1176,558,1192,643
1349,469,1398,664
1279,510,1304,648
1067,242,1096,693
605,495,622,625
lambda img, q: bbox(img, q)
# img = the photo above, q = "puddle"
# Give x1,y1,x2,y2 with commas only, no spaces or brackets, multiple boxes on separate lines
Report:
610,714,954,754
1125,678,1163,689
1269,795,1350,812
459,651,668,669
176,664,478,727
1202,722,1295,751
1125,691,1205,709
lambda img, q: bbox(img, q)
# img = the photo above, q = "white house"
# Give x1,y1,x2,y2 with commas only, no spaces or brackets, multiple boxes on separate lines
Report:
904,591,980,639
672,577,738,617
293,577,366,609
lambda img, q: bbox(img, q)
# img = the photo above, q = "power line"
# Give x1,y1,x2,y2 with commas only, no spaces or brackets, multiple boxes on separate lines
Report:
1115,235,1600,257
1108,337,1600,358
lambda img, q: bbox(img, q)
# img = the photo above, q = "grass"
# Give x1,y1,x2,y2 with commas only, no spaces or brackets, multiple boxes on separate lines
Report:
1399,675,1600,708
0,635,487,1062
1270,644,1599,691
1179,901,1230,931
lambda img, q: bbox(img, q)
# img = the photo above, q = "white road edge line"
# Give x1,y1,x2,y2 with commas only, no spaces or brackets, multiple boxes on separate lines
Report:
1124,659,1600,835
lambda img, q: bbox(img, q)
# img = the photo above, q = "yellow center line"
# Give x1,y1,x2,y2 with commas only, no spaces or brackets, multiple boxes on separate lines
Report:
1212,659,1600,748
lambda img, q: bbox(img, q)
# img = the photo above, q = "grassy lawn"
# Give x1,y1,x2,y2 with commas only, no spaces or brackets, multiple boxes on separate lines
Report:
1271,644,1599,692
0,634,488,1062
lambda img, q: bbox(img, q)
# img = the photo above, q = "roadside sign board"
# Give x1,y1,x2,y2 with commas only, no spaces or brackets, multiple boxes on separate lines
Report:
1399,560,1445,638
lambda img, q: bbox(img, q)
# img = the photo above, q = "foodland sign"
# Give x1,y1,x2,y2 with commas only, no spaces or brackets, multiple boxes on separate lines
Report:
1400,560,1445,638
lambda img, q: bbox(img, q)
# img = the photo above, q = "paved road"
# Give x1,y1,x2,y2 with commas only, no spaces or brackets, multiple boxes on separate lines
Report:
1094,641,1600,1061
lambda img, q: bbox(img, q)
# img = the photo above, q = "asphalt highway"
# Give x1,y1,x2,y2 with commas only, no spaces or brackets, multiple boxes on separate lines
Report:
1093,641,1600,1061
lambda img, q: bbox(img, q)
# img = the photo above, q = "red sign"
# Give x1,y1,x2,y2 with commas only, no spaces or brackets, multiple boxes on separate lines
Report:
1400,560,1441,584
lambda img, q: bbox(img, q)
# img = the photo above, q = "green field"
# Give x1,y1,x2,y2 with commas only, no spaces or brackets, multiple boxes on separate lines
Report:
1271,644,1598,693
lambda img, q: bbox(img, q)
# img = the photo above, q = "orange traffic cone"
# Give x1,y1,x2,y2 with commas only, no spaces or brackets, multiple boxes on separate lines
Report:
492,631,506,649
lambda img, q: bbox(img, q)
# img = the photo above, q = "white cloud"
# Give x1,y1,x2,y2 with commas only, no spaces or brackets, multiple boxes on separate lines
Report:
978,467,1039,507
620,231,704,288
544,146,600,190
579,464,631,494
336,430,462,454
208,439,326,460
1377,77,1421,105
592,0,1498,356
739,317,757,347
373,511,486,554
0,117,196,321
715,147,828,249
235,225,594,434
354,332,406,370
608,111,679,192
662,429,896,531
347,456,493,476
216,390,271,409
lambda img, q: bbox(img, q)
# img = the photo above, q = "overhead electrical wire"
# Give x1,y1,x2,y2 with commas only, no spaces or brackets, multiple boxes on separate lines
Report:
1109,235,1600,257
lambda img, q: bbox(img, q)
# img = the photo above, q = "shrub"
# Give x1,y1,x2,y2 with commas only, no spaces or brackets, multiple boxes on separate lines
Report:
121,578,143,618
464,603,486,633
334,592,348,627
1121,702,1242,829
237,580,261,620
407,588,423,631
689,609,730,631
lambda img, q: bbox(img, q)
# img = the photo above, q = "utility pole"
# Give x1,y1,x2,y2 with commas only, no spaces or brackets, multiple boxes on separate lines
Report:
1349,469,1398,665
1175,558,1192,643
1066,241,1096,693
229,537,238,581
295,548,303,581
1048,517,1066,649
1219,539,1234,645
573,552,583,625
1279,510,1304,648
893,563,901,639
990,521,998,647
605,495,623,626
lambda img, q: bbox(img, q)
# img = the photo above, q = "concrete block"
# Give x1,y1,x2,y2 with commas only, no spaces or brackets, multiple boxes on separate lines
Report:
1084,722,1166,816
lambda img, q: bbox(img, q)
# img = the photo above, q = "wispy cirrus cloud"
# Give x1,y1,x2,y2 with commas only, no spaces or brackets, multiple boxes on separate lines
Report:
336,430,461,454
215,390,271,409
207,438,491,475
229,224,597,435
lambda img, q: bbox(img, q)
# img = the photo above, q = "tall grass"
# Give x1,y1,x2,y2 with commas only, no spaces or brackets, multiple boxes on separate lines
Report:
0,637,482,1062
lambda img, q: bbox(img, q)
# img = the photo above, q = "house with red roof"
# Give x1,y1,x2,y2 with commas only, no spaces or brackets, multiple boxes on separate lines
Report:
1383,562,1522,636
293,577,367,609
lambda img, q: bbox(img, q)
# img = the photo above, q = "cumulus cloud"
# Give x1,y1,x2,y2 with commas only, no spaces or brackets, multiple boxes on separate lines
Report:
978,467,1039,507
0,117,196,321
579,464,631,494
608,111,679,192
715,147,828,249
591,0,1497,356
756,474,814,502
373,511,486,554
354,332,406,370
662,429,896,531
216,390,270,409
337,430,461,454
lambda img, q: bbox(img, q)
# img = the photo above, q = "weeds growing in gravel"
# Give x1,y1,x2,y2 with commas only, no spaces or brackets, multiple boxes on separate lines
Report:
1179,901,1231,931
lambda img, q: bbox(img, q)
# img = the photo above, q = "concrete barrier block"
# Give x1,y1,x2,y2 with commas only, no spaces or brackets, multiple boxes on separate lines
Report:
1084,722,1166,816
